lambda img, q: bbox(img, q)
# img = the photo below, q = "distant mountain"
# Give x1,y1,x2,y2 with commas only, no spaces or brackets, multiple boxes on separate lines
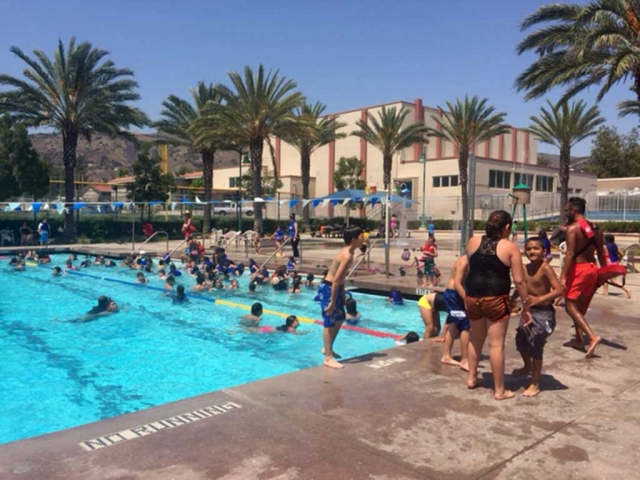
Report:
538,153,591,171
29,132,240,182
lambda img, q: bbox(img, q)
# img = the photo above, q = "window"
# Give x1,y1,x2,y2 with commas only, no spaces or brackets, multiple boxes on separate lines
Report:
514,173,533,187
489,170,511,189
432,175,458,188
535,175,553,192
229,177,241,188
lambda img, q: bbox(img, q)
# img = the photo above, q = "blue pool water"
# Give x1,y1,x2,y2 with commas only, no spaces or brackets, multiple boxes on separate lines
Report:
0,255,436,445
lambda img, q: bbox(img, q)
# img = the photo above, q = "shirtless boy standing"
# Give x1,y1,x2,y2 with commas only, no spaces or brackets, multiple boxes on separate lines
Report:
318,227,363,369
443,255,471,370
560,197,604,358
513,237,563,397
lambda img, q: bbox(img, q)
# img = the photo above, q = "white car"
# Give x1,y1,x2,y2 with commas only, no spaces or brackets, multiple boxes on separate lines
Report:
213,201,253,216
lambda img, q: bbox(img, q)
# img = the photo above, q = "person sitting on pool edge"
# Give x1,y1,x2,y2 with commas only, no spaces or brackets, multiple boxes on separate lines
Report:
240,302,263,327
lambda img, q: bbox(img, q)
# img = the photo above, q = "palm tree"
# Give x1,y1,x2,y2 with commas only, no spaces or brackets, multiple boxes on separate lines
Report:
156,82,224,234
529,99,604,222
0,38,146,239
516,1,640,117
194,65,306,233
282,102,346,225
351,106,430,191
428,96,509,241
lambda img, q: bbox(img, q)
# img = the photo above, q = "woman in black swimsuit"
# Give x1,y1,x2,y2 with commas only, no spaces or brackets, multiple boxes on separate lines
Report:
462,210,531,401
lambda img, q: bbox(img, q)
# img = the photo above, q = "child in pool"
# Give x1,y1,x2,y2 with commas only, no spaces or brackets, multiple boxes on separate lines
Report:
345,297,361,325
136,272,148,284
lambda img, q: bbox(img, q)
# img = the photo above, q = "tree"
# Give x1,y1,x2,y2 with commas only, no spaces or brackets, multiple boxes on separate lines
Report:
428,96,509,241
516,1,640,117
352,106,429,191
334,156,366,191
127,148,175,221
587,126,640,178
0,38,146,240
282,102,346,225
0,115,49,201
116,167,130,177
194,65,306,233
157,82,224,234
529,99,604,222
240,169,283,199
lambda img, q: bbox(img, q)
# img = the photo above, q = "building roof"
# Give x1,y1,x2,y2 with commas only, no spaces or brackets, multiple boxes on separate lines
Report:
89,184,112,193
108,176,135,185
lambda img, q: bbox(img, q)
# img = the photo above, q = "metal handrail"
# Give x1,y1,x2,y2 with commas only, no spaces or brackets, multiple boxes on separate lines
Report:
346,239,380,279
259,237,291,269
132,230,169,256
221,231,241,250
166,232,207,259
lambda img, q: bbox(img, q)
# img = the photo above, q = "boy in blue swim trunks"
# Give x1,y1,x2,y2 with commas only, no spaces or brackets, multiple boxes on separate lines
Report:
319,226,363,369
442,255,471,371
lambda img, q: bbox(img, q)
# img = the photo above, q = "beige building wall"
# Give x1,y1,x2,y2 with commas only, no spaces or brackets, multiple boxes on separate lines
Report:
205,98,594,220
597,177,640,193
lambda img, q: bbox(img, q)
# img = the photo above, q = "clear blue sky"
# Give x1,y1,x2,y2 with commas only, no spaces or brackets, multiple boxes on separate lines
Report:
0,0,636,156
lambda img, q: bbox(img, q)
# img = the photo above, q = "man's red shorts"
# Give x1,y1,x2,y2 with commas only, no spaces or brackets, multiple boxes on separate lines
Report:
565,262,598,301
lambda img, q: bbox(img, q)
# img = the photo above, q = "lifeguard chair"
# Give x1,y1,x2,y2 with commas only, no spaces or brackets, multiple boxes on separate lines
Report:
510,183,531,242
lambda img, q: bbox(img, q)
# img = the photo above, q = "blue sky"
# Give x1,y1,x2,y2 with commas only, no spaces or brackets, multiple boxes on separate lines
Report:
0,0,636,156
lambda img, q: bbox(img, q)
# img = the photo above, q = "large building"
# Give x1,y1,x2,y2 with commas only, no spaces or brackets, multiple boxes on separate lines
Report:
107,98,597,221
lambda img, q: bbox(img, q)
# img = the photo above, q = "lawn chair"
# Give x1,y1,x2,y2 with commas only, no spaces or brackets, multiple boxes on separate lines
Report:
0,229,15,246
622,244,639,273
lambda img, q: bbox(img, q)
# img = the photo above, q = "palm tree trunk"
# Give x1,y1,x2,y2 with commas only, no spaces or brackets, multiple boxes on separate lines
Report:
458,149,470,242
250,138,264,233
62,131,78,241
559,144,571,224
383,154,392,191
301,152,311,226
202,150,214,234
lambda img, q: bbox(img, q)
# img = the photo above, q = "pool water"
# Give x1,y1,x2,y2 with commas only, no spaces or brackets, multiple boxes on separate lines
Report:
0,255,439,445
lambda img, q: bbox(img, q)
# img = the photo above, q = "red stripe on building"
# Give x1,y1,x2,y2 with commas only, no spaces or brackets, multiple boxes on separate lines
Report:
275,136,281,174
511,127,517,162
413,98,424,161
524,131,530,164
498,134,504,160
436,109,443,158
360,109,368,181
484,140,490,157
329,128,336,217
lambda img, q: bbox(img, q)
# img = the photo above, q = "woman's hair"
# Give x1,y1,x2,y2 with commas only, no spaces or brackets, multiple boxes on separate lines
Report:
485,210,513,239
538,229,548,239
277,315,297,332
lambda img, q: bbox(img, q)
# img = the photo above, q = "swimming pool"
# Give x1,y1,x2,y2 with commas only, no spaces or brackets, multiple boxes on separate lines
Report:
0,255,435,445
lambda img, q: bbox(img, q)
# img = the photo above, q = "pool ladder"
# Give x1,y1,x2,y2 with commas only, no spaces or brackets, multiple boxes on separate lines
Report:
131,231,169,256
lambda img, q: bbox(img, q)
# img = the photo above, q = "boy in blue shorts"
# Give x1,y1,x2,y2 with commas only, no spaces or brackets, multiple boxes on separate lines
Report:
318,226,364,369
442,255,471,371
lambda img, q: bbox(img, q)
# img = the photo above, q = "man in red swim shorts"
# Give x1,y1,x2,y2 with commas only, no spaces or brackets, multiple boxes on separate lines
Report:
560,197,604,358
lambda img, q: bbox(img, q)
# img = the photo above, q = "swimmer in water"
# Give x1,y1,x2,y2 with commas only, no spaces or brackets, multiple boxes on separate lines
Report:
172,285,188,303
241,302,263,327
52,266,64,276
82,296,118,321
136,272,148,284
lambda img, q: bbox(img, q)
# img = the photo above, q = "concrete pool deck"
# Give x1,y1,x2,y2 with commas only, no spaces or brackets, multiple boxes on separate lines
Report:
1,234,639,478
1,289,639,479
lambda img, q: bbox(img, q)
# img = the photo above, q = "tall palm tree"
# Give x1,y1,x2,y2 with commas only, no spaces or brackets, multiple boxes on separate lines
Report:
194,65,306,232
156,82,224,234
529,99,604,222
351,106,430,191
516,1,640,117
428,96,509,241
282,102,346,225
0,38,146,239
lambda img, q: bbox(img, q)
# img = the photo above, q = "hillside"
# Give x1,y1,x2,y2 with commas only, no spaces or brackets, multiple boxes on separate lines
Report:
29,132,240,182
538,152,591,170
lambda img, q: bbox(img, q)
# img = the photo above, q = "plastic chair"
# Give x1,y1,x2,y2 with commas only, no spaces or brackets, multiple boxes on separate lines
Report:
0,229,15,246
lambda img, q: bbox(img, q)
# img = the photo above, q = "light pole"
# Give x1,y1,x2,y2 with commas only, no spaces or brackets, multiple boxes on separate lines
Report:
237,151,250,232
419,145,427,230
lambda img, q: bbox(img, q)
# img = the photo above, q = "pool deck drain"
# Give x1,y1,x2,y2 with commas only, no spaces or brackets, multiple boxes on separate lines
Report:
1,292,639,479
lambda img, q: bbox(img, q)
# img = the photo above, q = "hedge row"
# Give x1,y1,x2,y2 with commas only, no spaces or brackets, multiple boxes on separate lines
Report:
2,213,640,244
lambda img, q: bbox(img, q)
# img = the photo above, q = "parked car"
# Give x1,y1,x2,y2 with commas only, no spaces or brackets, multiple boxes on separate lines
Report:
213,201,253,216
